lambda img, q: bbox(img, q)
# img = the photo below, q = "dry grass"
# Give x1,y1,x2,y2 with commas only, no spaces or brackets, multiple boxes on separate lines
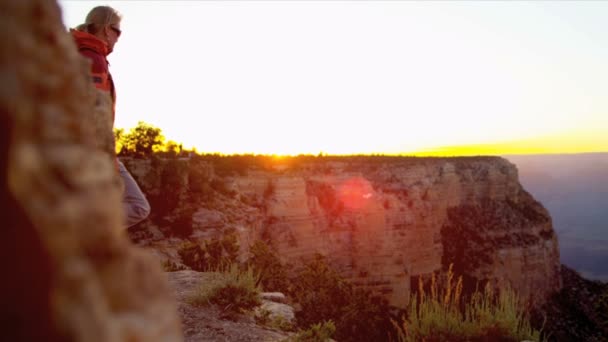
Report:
393,264,542,342
189,264,261,315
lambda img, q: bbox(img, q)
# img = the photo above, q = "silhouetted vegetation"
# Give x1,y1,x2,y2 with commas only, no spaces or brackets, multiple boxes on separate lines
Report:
289,254,395,342
246,243,395,342
287,321,336,342
531,265,608,341
247,240,290,292
189,264,261,319
114,122,503,168
394,265,541,342
178,234,239,272
116,121,165,157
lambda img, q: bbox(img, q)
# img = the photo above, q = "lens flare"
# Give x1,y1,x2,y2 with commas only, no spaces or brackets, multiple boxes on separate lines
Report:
337,177,374,210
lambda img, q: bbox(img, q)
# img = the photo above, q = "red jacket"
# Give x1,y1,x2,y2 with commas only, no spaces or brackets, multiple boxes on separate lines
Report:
70,29,116,124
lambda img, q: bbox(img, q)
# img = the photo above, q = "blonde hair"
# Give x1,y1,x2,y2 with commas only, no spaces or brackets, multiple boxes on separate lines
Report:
76,6,122,34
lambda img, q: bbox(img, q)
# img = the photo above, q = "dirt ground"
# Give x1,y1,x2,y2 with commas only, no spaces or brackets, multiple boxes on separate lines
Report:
166,270,292,342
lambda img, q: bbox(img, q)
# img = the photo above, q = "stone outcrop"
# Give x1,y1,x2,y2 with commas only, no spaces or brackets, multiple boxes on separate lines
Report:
1,1,181,340
254,158,561,307
126,156,561,308
532,265,608,342
167,271,291,342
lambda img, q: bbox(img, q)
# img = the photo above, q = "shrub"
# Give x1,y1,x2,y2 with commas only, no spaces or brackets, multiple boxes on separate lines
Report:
248,248,394,341
178,234,239,271
289,255,351,328
337,289,394,341
161,259,186,272
392,264,541,342
177,242,205,271
255,308,295,332
270,315,295,332
189,264,261,316
287,321,336,342
118,121,165,157
247,240,290,293
289,254,394,342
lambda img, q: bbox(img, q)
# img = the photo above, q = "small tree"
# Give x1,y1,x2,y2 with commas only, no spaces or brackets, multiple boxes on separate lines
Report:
121,121,165,156
164,140,180,158
247,240,290,292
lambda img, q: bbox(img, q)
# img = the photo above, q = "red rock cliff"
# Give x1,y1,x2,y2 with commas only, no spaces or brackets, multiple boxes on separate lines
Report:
126,156,561,308
234,157,561,307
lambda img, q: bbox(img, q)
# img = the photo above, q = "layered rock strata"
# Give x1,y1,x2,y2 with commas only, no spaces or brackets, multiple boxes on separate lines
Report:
252,158,561,307
127,156,561,308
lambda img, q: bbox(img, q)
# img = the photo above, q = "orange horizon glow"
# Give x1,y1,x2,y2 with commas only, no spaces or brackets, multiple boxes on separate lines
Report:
63,1,608,158
144,130,608,157
116,113,607,157
409,130,608,156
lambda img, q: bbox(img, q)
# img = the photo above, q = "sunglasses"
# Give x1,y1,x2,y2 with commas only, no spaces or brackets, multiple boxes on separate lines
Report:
110,25,122,38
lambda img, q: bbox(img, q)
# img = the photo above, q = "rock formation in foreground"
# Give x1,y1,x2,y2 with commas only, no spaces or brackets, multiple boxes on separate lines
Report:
1,1,182,340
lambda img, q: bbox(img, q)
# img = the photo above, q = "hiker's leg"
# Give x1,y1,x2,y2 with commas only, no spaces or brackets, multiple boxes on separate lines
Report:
117,160,151,228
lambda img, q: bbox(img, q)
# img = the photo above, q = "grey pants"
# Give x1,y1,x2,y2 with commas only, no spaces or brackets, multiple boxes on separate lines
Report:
117,160,151,228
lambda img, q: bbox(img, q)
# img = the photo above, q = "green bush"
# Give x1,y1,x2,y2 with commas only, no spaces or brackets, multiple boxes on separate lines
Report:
286,321,336,342
289,254,394,342
247,240,290,293
189,264,261,316
178,234,239,271
118,121,165,157
248,246,394,341
392,265,541,342
290,255,351,328
338,289,394,341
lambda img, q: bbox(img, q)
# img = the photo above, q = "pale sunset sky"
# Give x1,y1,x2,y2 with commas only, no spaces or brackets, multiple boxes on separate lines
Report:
59,0,608,156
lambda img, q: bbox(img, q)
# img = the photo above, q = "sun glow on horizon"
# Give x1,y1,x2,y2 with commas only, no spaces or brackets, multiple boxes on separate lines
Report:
60,1,608,156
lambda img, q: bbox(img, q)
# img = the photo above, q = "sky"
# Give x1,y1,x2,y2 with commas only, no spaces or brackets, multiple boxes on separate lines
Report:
58,0,608,156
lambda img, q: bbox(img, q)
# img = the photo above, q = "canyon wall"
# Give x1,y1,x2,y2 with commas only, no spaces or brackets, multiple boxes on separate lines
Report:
241,158,560,307
127,156,561,308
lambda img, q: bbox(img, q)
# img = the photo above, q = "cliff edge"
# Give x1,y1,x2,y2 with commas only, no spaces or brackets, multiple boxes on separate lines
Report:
125,155,562,308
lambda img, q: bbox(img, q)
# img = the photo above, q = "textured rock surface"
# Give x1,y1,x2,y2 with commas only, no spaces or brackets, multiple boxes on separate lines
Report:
531,265,607,342
2,1,181,340
167,270,291,342
258,158,560,307
532,266,608,342
127,156,561,308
